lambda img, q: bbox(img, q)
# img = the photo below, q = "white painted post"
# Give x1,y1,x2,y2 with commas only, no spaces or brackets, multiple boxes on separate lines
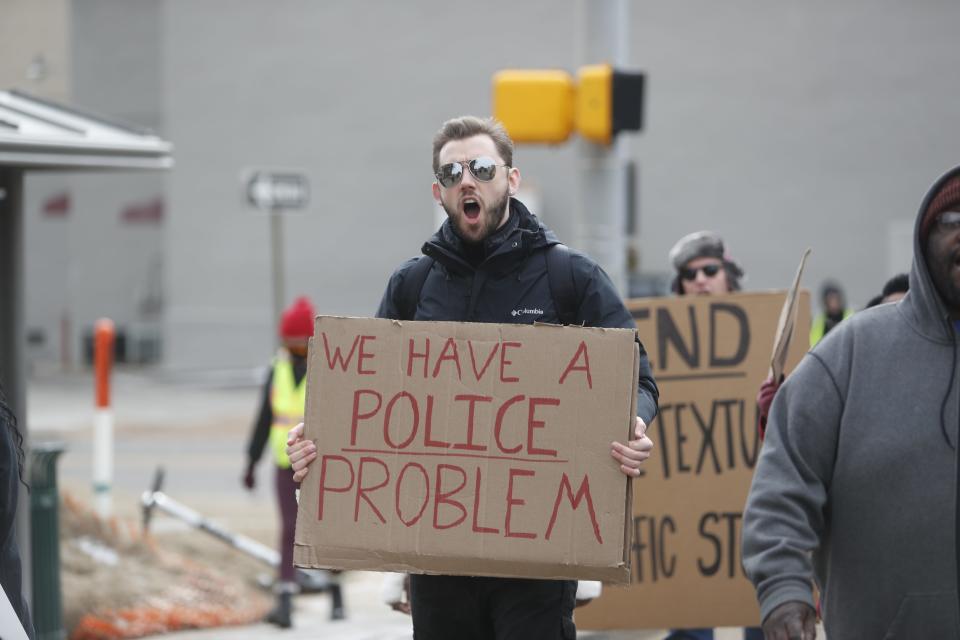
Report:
93,318,114,518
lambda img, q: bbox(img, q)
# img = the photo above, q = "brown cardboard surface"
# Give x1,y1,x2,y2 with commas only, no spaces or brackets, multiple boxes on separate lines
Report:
293,317,640,583
576,291,811,629
770,249,811,381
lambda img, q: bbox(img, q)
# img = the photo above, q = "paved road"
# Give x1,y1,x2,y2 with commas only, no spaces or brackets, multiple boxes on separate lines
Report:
141,570,684,640
27,368,753,640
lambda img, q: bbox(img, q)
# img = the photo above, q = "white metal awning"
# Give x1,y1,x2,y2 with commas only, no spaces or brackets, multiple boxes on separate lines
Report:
0,89,173,170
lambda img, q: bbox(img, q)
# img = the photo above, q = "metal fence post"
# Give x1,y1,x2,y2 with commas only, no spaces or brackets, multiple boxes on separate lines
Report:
30,442,66,640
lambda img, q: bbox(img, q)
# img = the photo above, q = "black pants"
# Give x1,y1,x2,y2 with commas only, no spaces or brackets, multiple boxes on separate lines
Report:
410,574,576,640
275,465,298,582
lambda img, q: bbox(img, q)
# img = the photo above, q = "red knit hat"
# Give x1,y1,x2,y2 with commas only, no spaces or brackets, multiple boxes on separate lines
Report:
920,174,960,242
279,296,315,339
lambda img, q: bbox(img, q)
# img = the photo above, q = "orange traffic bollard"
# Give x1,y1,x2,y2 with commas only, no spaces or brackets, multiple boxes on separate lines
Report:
93,318,115,517
94,318,115,408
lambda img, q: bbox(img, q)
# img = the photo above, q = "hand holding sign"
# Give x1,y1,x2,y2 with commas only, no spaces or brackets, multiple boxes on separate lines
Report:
762,601,817,640
287,422,316,483
611,417,653,477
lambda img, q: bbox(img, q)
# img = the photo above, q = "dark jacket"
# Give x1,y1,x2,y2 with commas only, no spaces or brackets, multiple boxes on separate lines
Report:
376,198,658,424
742,167,960,638
1,399,34,639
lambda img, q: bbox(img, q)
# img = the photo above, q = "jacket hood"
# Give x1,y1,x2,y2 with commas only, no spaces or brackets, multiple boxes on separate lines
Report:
904,165,960,345
423,197,560,272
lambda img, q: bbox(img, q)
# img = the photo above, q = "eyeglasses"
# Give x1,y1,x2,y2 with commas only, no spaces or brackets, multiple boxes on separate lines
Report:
679,263,722,281
435,156,510,188
936,211,960,230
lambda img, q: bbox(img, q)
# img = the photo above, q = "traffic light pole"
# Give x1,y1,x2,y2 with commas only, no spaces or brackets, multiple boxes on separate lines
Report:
576,0,629,296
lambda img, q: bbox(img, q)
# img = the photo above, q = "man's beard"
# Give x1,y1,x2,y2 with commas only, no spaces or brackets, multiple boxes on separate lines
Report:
926,236,960,313
442,190,510,245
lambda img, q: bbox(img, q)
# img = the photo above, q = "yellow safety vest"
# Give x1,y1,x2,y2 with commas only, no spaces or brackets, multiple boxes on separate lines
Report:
269,352,307,469
809,309,854,347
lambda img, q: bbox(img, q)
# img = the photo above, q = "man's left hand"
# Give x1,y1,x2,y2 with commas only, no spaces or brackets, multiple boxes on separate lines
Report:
611,417,653,477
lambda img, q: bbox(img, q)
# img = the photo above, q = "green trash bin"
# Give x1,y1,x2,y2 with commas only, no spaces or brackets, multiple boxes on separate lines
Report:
30,442,66,640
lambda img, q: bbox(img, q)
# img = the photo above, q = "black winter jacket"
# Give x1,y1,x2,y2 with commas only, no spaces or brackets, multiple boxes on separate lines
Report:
1,398,34,639
375,198,658,424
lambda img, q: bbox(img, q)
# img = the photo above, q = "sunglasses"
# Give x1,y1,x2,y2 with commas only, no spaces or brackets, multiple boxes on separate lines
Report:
679,263,722,281
435,156,510,188
937,211,960,230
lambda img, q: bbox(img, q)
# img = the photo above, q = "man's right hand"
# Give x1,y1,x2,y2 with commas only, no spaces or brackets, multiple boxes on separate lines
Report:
286,422,317,483
756,374,783,439
762,600,817,640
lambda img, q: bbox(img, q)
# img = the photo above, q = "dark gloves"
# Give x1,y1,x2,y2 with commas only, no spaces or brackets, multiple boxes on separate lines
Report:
242,462,256,490
757,375,783,439
762,600,817,640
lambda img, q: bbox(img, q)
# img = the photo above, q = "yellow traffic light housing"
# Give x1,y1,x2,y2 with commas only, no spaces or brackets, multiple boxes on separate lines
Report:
492,65,644,146
576,64,645,145
576,64,614,144
492,70,575,144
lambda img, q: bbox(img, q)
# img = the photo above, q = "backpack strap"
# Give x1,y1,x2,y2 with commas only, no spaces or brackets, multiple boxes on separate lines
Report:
546,243,579,326
396,255,434,320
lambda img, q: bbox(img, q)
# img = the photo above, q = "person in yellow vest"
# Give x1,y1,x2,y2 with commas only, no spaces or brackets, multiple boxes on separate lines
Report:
809,281,853,346
243,296,343,628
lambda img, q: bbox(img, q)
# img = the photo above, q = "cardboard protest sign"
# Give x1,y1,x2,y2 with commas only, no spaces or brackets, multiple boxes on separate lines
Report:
576,291,811,629
293,316,640,583
770,249,811,381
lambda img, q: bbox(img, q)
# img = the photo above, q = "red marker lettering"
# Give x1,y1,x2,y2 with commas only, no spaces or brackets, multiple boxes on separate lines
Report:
350,389,382,445
395,462,429,527
499,341,521,383
468,341,499,381
558,340,593,389
471,467,499,534
545,473,602,544
433,464,468,530
383,391,418,449
432,337,462,380
452,394,491,452
407,337,430,378
317,455,354,520
354,457,389,523
494,394,525,454
527,397,559,457
357,335,377,375
505,468,537,539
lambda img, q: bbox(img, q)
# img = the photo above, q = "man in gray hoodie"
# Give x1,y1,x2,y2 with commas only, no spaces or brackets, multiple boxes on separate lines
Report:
742,165,960,639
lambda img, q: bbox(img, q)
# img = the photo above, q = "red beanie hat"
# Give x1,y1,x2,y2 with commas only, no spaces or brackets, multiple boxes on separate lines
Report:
920,174,960,243
279,296,315,339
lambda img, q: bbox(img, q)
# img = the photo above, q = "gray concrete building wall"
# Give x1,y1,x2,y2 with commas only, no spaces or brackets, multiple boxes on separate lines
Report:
64,0,165,366
6,0,166,370
0,0,71,102
627,0,960,310
71,0,163,132
161,0,582,369
23,0,165,370
1,0,73,368
160,0,960,371
22,169,164,368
